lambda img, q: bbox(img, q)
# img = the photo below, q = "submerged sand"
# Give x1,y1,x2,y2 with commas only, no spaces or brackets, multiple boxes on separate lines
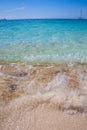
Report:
0,62,87,130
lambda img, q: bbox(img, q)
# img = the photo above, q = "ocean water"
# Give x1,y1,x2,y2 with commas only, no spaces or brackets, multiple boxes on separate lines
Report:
0,19,87,64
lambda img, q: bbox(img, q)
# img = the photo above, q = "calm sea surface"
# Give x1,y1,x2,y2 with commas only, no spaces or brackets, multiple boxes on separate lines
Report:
0,19,87,64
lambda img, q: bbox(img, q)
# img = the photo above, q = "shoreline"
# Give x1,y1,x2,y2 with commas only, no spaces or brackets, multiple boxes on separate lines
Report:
0,62,87,129
0,59,87,65
0,62,87,112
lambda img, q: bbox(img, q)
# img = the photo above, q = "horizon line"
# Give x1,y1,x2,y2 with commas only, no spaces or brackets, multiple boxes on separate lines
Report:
0,18,87,20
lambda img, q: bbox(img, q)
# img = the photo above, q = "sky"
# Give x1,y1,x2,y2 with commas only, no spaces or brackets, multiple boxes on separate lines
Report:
0,0,87,19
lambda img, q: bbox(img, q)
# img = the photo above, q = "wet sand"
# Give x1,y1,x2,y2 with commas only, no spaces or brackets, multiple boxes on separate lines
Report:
1,95,87,130
0,63,87,130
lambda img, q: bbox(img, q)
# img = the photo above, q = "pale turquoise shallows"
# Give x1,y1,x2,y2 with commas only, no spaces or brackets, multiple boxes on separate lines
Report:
0,19,87,64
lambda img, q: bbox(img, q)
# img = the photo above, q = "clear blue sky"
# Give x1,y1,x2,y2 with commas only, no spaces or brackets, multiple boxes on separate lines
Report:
0,0,87,19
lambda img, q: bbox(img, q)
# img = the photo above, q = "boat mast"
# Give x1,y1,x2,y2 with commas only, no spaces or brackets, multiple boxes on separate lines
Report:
79,9,83,19
80,10,82,19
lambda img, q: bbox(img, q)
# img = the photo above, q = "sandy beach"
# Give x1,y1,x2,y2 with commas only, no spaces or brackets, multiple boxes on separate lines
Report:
1,95,87,130
0,62,87,130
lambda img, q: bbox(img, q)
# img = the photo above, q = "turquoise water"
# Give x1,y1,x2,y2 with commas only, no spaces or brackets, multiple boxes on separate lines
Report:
0,19,87,64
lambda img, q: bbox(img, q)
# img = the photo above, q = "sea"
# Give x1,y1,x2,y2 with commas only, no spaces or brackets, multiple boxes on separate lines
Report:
0,19,87,64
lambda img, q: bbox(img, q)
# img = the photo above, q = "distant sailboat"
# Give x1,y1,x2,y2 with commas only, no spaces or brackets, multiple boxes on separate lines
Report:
78,10,84,20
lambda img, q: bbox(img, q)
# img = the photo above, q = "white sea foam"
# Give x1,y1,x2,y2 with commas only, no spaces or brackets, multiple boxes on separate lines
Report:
1,63,87,114
22,70,87,113
23,52,87,64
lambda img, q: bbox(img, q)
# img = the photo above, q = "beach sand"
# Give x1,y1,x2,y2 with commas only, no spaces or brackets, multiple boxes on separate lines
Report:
0,63,87,130
1,95,87,130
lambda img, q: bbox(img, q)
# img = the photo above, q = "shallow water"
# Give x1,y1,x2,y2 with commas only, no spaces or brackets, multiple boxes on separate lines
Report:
0,19,87,64
0,63,87,114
